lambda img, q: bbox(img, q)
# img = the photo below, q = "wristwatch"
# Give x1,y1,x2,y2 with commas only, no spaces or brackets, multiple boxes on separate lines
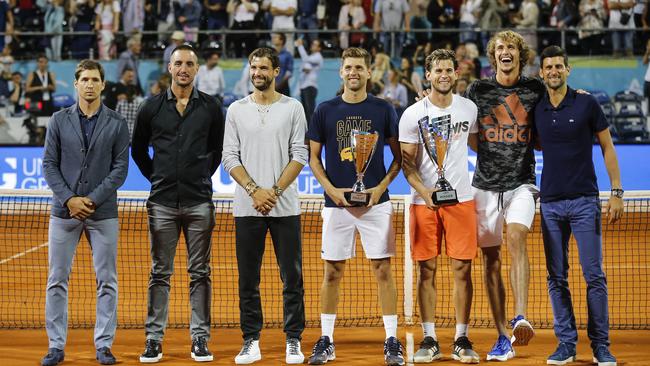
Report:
273,185,284,197
611,188,624,198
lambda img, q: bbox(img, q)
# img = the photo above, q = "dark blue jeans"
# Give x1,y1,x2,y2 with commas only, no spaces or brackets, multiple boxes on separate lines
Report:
541,196,610,350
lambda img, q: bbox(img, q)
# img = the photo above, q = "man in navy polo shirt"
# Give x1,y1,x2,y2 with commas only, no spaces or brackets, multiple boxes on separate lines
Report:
534,45,623,366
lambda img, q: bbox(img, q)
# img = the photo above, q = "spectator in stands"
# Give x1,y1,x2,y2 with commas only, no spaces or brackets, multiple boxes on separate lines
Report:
427,0,457,49
465,42,483,79
409,0,432,46
459,0,481,44
551,0,578,29
270,0,297,55
0,0,13,55
117,37,143,94
609,0,636,57
297,0,319,44
8,71,25,116
95,0,121,61
195,49,226,101
338,0,367,50
149,0,175,43
643,40,650,111
295,37,322,124
380,68,408,116
204,0,229,39
163,30,185,66
512,0,539,52
69,0,96,59
116,88,142,139
578,0,606,55
41,58,129,366
25,54,56,116
228,0,260,57
458,59,477,82
272,32,294,96
523,49,540,78
0,44,13,99
370,43,391,94
103,67,139,110
122,0,145,36
455,76,470,95
373,0,410,58
398,56,423,107
478,0,507,52
413,41,434,74
634,0,649,45
43,0,64,62
178,0,202,43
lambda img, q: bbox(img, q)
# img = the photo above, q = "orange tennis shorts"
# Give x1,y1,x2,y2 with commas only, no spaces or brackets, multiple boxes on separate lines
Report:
409,200,478,261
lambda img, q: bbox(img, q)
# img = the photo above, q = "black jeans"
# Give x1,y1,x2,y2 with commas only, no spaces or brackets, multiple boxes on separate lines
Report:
235,215,305,341
300,86,318,125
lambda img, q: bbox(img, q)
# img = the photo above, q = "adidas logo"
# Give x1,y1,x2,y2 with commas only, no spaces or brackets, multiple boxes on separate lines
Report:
480,93,532,143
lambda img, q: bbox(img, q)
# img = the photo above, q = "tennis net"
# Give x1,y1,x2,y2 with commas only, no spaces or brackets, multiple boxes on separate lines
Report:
0,189,648,330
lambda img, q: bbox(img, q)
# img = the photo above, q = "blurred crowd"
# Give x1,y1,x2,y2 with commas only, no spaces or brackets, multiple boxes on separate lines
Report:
0,0,647,62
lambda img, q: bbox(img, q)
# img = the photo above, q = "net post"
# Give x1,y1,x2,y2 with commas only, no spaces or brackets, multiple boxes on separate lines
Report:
402,194,414,325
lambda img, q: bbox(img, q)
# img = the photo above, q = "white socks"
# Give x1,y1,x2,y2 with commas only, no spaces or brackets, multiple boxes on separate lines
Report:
455,324,469,340
422,322,437,340
321,313,336,341
383,315,398,339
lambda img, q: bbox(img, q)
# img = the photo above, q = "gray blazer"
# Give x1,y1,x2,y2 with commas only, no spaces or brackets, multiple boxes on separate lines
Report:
43,104,130,220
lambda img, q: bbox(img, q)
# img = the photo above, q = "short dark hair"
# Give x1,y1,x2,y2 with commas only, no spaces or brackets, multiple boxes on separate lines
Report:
539,45,569,67
170,44,198,60
121,66,134,74
74,59,105,82
249,47,280,69
341,47,371,68
274,32,287,46
425,49,458,72
11,71,22,77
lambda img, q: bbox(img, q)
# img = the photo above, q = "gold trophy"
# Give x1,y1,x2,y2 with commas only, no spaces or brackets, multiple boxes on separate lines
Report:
344,129,379,206
418,114,458,205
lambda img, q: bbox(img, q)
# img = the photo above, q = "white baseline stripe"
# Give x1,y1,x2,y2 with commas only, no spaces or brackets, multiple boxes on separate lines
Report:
0,242,49,265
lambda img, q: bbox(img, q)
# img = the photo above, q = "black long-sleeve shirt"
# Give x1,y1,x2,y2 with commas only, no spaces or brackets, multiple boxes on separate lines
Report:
131,87,224,208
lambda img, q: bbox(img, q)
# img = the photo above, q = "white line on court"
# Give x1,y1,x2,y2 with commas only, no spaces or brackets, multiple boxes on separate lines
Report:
0,242,49,265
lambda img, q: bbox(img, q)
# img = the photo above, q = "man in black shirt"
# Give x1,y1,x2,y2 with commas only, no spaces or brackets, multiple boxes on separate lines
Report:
131,44,225,363
103,67,139,111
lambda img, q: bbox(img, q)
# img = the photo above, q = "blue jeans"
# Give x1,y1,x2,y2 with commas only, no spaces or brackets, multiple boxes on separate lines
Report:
541,196,610,349
611,30,634,53
297,14,318,44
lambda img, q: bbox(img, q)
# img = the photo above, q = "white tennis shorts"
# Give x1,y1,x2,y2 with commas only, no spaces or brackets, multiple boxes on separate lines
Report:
320,201,395,260
473,183,539,248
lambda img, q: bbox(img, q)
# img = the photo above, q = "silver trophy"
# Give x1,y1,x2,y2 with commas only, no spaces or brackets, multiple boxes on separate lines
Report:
344,129,379,206
418,114,458,205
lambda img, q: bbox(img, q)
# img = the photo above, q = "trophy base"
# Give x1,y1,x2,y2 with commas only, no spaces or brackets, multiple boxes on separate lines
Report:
344,191,370,206
432,189,459,206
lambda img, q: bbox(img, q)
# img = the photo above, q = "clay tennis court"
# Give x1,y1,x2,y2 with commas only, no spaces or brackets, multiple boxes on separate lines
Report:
0,191,648,364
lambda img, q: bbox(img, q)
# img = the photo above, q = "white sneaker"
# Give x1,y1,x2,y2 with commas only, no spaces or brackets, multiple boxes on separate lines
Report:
235,339,261,365
286,338,305,364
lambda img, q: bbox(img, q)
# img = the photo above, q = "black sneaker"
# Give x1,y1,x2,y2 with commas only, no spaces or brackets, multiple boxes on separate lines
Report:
191,336,213,362
384,337,405,366
308,336,336,365
140,339,163,363
452,336,480,364
41,348,64,366
413,336,442,362
96,347,117,365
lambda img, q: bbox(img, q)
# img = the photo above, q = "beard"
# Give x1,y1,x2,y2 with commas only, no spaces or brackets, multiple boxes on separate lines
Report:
252,75,273,92
432,82,454,95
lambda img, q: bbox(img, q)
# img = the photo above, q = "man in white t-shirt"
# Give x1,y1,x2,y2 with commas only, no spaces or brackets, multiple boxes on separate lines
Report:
373,0,409,58
399,48,480,364
270,0,297,54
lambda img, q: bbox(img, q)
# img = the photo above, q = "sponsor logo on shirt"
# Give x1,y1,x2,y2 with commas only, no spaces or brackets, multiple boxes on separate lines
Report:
336,116,372,161
480,93,531,143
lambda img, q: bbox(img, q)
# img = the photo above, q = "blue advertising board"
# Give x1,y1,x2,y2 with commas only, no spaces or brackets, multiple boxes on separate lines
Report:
1,145,648,193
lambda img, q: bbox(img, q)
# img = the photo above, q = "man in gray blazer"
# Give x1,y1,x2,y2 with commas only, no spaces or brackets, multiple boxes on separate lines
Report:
41,59,130,366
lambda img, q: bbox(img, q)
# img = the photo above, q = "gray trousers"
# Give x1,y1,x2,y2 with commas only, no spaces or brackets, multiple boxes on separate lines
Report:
45,216,119,350
145,201,215,341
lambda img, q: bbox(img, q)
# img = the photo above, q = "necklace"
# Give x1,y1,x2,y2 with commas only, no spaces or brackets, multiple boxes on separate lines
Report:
252,94,274,125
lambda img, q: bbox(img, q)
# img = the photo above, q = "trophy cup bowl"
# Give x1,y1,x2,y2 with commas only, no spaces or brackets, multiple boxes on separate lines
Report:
418,114,459,206
344,129,379,206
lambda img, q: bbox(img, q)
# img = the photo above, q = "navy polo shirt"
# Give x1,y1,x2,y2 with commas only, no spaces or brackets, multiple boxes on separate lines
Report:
534,87,609,203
